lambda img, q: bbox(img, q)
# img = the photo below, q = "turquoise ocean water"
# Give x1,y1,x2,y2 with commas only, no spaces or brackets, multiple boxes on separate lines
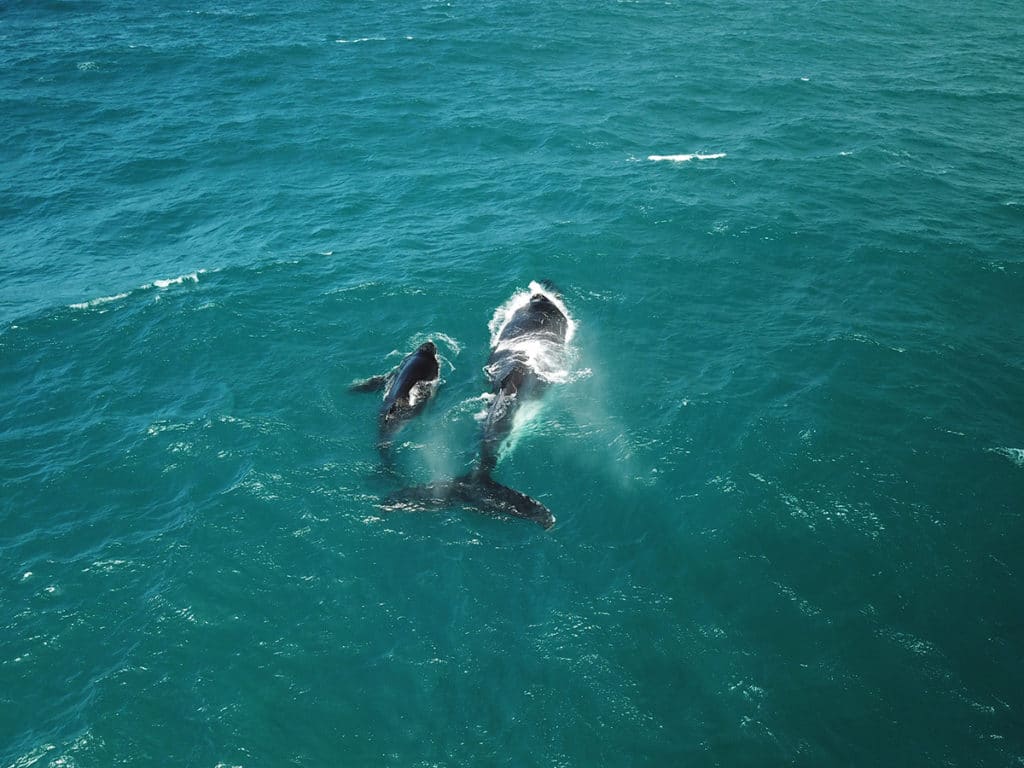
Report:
2,1,1023,764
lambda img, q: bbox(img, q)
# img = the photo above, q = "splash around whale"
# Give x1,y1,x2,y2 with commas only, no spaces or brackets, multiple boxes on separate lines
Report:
384,281,575,528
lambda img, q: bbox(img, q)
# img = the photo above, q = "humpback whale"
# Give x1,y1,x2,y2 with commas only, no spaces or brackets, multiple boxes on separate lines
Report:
386,285,571,528
351,341,440,461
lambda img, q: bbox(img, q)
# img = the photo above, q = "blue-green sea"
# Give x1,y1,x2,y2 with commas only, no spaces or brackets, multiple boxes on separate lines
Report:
3,1,1023,765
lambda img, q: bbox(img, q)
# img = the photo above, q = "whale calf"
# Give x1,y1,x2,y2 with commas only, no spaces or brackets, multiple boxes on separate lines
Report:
351,341,440,462
386,285,571,528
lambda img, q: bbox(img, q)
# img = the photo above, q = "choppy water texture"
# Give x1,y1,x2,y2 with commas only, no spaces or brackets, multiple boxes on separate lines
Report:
2,0,1023,765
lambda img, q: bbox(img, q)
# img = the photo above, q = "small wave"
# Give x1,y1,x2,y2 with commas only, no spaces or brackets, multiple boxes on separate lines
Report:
430,333,462,376
68,270,205,312
148,271,202,289
69,292,131,310
407,331,461,360
83,558,130,574
830,332,905,354
334,35,413,44
433,332,462,356
146,420,192,437
648,153,726,163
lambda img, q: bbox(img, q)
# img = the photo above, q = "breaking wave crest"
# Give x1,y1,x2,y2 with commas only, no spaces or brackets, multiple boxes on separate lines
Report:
68,270,206,311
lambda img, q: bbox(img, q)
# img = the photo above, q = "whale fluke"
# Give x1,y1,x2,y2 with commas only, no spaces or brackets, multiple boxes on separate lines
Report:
383,469,555,529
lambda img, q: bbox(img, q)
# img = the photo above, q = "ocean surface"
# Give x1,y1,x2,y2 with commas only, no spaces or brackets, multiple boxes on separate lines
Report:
2,0,1023,765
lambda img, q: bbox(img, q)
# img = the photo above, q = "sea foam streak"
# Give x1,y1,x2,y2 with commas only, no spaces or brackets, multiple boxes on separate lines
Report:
69,270,205,310
648,153,726,163
69,292,131,310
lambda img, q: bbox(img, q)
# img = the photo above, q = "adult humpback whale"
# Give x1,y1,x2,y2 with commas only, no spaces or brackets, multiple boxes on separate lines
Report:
351,341,440,462
386,284,572,528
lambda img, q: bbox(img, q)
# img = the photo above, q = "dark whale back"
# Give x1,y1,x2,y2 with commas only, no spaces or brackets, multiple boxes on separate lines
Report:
495,294,568,346
350,341,441,466
486,294,568,392
382,342,439,421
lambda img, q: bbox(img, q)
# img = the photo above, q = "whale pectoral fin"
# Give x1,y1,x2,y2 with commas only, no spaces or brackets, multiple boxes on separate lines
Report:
350,375,388,392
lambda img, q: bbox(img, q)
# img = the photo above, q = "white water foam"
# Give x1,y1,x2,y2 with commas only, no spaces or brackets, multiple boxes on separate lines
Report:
407,380,437,408
69,270,205,311
487,281,577,385
433,332,462,356
431,332,463,373
69,292,131,310
489,280,576,346
497,399,545,461
148,271,201,289
989,447,1024,468
471,392,497,423
406,331,462,363
648,153,726,163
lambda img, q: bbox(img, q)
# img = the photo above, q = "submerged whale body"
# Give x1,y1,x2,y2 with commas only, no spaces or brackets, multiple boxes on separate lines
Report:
351,341,440,459
386,287,570,529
